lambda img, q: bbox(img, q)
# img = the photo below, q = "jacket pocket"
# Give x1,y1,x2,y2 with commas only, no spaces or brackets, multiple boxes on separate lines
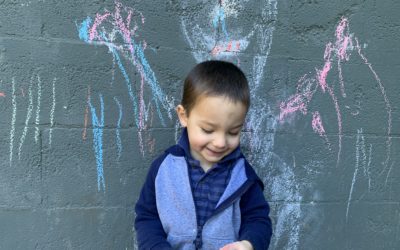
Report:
202,237,237,250
167,234,196,250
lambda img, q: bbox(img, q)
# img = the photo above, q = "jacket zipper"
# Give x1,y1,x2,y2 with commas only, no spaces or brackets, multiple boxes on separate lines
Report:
186,156,202,250
211,180,253,217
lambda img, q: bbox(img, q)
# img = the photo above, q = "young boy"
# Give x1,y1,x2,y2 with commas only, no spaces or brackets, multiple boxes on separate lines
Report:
134,60,272,250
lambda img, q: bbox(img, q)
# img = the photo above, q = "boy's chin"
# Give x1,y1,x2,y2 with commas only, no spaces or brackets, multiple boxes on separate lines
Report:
203,154,226,164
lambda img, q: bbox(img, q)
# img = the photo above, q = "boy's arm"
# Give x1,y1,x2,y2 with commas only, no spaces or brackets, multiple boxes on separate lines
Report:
238,181,272,250
134,156,172,250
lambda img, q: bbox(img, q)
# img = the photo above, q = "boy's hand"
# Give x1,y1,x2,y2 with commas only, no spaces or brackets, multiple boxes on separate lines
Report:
220,240,254,250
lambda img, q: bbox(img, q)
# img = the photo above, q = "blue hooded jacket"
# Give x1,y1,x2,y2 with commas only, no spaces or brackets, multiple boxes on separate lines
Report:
135,130,272,249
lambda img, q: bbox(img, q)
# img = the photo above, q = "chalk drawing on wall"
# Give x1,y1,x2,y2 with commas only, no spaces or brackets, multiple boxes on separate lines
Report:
88,93,105,192
180,1,304,249
346,128,373,223
8,74,57,167
17,76,34,160
114,96,123,161
180,0,278,161
49,78,56,146
279,17,392,170
77,0,174,143
77,0,175,191
0,82,4,97
9,78,17,167
279,17,393,229
82,85,90,141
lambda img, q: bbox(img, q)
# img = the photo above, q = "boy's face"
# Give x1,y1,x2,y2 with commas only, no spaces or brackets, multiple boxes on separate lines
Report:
177,95,247,171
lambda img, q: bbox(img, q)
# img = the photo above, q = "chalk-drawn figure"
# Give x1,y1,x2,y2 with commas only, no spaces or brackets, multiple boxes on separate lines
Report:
279,17,393,231
77,0,175,191
179,1,303,249
78,0,175,156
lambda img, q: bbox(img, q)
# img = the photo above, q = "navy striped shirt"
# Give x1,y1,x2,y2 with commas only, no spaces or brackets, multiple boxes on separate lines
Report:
187,158,233,227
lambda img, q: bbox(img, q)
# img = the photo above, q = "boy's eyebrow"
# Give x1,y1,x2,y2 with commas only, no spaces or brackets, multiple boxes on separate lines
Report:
200,120,243,130
231,124,244,130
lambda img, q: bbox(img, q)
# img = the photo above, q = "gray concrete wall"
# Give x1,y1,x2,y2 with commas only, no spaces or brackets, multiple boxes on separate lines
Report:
0,0,399,249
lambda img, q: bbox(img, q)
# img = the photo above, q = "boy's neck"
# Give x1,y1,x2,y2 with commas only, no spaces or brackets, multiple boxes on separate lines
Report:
200,163,213,173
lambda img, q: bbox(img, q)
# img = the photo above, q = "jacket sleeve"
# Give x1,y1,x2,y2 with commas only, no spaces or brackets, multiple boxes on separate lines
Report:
238,180,273,250
134,154,172,250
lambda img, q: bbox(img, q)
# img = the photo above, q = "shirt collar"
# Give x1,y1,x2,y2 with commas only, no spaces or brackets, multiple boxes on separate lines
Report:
177,128,243,166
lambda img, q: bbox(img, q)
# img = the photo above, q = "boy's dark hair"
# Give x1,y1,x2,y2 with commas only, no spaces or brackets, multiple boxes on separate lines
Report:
181,60,250,115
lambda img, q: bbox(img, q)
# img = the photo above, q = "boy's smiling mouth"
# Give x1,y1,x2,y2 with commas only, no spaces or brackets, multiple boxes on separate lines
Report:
206,147,226,157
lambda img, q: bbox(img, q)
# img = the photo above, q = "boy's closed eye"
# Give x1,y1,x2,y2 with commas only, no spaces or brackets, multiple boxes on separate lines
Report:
201,128,213,134
228,131,240,136
201,127,241,136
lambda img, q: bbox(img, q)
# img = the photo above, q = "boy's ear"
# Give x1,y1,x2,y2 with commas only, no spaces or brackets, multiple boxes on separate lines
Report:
176,105,188,127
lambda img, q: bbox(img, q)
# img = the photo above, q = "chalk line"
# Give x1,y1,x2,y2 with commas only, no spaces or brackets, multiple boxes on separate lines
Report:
9,78,17,166
18,78,34,160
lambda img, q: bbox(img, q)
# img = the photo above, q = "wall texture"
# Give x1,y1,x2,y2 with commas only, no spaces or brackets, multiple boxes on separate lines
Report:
1,0,399,249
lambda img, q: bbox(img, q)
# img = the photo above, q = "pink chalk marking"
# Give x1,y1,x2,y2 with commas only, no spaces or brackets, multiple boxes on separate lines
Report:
89,13,111,41
211,41,242,56
311,111,332,150
279,75,316,122
0,92,5,97
211,45,222,56
111,2,143,66
279,95,307,122
227,41,232,51
335,17,352,61
82,85,91,141
335,17,353,97
316,43,333,92
126,9,133,29
311,111,325,136
114,3,132,42
236,41,240,50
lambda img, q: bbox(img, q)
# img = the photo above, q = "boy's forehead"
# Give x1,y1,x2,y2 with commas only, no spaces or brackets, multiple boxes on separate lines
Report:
195,94,248,109
194,95,247,116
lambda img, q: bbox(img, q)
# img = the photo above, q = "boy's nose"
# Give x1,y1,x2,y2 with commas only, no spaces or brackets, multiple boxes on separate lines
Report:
213,135,227,149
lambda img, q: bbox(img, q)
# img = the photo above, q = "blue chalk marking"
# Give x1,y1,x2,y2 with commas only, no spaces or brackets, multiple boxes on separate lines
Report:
212,6,229,40
101,33,140,128
88,94,105,192
133,42,167,126
114,97,123,161
77,17,92,43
